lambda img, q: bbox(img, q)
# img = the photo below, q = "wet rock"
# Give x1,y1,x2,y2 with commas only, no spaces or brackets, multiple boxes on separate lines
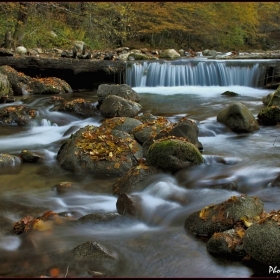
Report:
132,116,173,144
243,210,280,266
0,105,37,126
72,241,115,261
262,92,274,106
185,195,264,237
112,161,163,195
52,182,80,194
0,65,29,95
221,91,239,97
28,77,72,94
19,149,41,163
206,227,247,257
77,213,120,223
207,181,238,191
58,98,101,118
257,105,280,125
97,84,140,105
13,210,59,235
44,96,65,110
271,174,280,187
217,102,260,133
262,86,280,106
146,137,203,174
169,117,203,151
100,117,143,134
116,193,142,218
159,49,180,59
0,153,22,173
57,125,143,176
99,95,142,118
135,113,158,123
0,95,15,103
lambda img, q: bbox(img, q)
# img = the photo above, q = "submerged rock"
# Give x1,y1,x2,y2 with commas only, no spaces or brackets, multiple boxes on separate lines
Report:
19,150,41,163
116,193,143,218
77,213,120,224
72,241,115,261
0,153,22,173
112,161,162,195
217,102,259,133
146,136,203,174
185,195,264,236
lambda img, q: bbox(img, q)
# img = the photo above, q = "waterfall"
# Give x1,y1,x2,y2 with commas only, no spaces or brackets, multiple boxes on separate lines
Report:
125,59,267,87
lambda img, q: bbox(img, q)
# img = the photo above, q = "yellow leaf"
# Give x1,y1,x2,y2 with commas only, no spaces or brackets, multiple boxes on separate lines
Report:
114,162,121,169
109,152,113,157
236,229,245,238
33,220,53,231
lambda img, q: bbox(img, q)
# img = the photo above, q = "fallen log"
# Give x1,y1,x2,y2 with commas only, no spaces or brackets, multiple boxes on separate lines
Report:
0,56,126,90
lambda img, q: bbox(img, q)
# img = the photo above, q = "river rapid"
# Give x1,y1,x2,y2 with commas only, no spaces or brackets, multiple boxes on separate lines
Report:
0,63,279,277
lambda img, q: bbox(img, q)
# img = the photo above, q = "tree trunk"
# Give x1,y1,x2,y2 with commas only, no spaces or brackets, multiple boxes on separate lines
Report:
12,2,30,46
5,31,12,48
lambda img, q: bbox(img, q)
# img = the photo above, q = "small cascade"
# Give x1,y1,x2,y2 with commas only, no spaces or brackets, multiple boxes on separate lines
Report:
40,119,58,126
125,59,268,87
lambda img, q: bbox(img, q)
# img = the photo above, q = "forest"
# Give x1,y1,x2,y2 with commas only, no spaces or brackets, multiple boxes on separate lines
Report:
0,2,280,52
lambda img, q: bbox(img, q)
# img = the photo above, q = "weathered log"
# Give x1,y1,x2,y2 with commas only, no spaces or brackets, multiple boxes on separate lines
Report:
0,56,126,90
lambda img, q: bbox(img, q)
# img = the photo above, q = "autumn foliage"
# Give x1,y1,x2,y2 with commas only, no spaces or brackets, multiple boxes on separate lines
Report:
0,2,279,50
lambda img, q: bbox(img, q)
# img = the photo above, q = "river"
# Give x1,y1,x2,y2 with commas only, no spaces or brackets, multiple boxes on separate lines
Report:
0,59,279,277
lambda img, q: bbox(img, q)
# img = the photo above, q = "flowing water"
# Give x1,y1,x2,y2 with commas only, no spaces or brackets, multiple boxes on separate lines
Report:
0,59,279,277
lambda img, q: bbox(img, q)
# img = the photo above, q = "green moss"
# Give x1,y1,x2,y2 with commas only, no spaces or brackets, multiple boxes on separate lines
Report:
147,138,203,173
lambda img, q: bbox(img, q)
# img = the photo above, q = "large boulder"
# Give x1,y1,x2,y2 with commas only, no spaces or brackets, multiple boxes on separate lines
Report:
159,49,180,59
146,136,203,173
57,125,143,176
97,84,140,105
217,102,260,133
257,105,280,125
185,195,264,236
0,105,37,126
99,95,142,118
243,210,280,266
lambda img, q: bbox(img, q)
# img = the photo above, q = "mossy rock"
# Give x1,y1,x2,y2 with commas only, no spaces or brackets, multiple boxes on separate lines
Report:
185,195,264,237
243,210,280,266
0,73,11,96
265,86,280,107
146,137,203,173
257,105,280,125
